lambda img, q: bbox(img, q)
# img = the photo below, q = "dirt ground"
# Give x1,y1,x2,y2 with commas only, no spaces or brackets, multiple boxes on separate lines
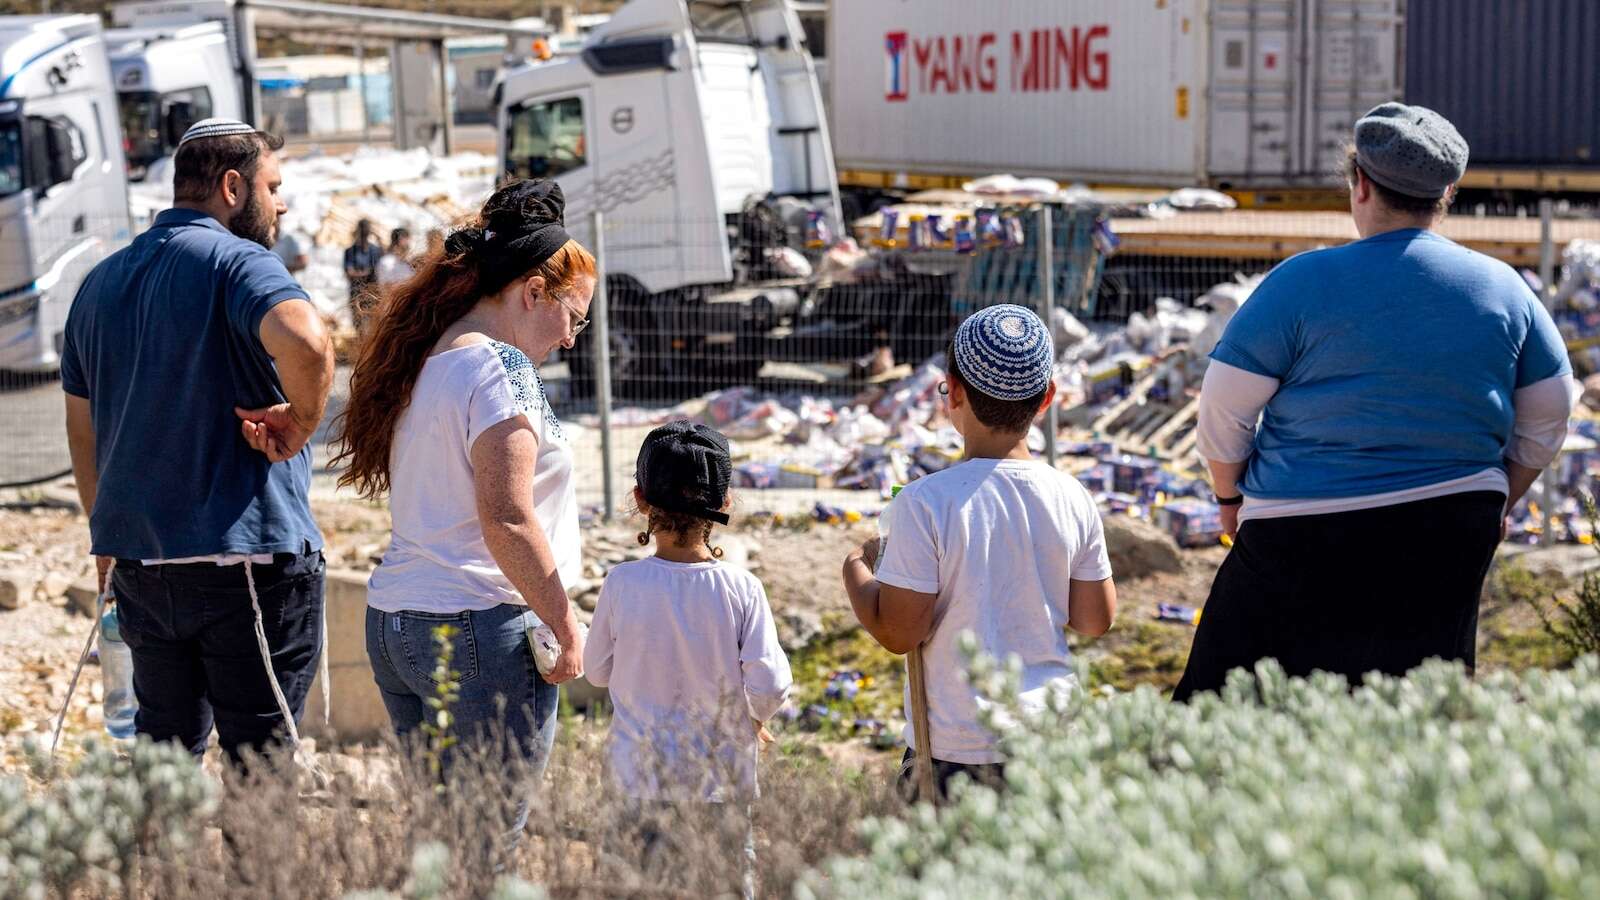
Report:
1,486,1586,773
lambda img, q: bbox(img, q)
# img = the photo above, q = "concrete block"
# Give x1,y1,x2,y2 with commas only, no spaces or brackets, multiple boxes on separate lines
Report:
0,570,36,610
324,569,374,667
298,568,611,738
303,568,388,742
304,661,391,742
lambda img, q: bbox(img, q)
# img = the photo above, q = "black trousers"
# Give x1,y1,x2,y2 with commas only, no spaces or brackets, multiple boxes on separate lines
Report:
111,552,325,764
897,748,1007,805
1172,492,1502,702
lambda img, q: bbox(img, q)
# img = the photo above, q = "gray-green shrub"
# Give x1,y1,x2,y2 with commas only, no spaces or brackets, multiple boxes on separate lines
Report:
804,653,1600,899
1,738,216,899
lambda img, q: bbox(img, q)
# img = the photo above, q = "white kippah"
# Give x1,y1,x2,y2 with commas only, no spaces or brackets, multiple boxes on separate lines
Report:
177,118,258,148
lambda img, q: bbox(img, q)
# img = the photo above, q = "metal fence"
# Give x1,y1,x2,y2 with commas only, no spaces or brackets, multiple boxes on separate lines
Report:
546,201,1110,515
3,201,1599,512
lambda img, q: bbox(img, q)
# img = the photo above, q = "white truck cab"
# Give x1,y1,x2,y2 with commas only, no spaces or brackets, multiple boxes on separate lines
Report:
0,16,132,372
106,23,241,183
496,0,838,389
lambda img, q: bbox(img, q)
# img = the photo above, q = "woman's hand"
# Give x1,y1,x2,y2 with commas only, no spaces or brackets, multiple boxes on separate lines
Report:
1221,504,1240,541
545,626,585,684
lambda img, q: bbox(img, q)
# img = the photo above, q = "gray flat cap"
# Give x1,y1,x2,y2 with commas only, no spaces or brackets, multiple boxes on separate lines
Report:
1354,102,1469,199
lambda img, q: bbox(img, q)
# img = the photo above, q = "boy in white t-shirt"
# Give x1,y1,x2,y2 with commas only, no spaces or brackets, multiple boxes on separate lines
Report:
584,421,792,895
842,304,1118,803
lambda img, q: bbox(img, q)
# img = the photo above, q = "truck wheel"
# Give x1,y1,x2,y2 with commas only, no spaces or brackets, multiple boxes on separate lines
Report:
567,321,650,400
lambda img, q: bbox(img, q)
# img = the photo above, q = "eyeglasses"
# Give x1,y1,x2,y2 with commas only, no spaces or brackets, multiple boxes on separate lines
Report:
555,293,589,338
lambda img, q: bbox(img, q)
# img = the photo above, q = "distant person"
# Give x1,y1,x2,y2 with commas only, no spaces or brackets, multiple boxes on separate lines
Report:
343,218,381,328
424,228,445,262
273,225,310,275
376,227,413,285
331,179,593,804
841,305,1117,803
584,422,792,896
60,118,334,766
1174,104,1576,700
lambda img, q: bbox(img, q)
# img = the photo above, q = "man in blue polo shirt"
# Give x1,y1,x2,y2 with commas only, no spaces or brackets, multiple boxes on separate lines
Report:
61,119,334,764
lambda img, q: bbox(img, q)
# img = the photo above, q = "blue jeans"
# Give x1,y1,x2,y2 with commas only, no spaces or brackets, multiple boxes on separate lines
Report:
365,604,558,777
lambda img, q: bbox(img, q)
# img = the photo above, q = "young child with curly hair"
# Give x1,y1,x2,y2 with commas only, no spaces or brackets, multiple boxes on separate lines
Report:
583,421,791,896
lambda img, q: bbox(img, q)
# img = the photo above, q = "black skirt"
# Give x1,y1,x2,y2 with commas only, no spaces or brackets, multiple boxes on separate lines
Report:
1171,490,1504,702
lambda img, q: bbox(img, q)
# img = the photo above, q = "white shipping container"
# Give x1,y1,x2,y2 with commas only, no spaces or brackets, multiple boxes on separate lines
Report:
829,0,1401,189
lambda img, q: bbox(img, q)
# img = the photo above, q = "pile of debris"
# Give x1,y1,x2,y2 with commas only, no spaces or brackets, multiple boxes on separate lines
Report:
591,274,1271,550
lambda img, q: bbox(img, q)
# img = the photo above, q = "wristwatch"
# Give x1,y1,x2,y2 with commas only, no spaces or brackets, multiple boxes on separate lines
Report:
1214,494,1244,506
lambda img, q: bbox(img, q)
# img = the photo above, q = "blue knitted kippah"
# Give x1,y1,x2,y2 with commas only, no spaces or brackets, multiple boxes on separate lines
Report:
952,304,1054,401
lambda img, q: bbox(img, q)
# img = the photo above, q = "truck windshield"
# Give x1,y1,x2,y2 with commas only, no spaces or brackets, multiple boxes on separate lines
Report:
0,117,22,197
118,88,213,178
119,91,164,174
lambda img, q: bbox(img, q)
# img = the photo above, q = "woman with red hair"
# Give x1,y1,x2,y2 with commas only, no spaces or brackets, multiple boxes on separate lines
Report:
333,179,594,788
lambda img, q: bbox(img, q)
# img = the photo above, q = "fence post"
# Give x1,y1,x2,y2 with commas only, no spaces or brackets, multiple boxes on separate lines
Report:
592,210,615,523
1037,204,1059,468
1539,198,1556,546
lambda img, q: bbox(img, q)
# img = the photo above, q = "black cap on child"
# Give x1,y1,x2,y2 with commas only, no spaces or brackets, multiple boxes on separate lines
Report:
636,421,732,526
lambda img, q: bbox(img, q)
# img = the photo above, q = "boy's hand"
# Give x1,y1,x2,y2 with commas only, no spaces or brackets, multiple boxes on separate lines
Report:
754,719,775,747
851,537,881,572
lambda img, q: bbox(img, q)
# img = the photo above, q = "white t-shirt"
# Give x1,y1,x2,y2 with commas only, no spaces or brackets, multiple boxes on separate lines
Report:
583,557,793,802
367,340,580,614
876,458,1113,764
376,253,414,285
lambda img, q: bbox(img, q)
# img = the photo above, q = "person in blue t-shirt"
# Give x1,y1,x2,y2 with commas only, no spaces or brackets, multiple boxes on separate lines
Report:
61,119,334,765
1175,104,1575,700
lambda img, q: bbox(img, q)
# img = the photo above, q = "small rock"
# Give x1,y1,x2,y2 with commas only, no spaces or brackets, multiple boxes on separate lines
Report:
583,562,606,580
65,578,101,616
623,547,650,562
776,609,824,652
0,570,37,610
1102,515,1183,579
41,571,73,600
569,579,600,613
603,552,626,565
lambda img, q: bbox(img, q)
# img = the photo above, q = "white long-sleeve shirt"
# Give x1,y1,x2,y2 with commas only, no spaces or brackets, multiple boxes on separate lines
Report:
1196,360,1577,522
583,557,792,802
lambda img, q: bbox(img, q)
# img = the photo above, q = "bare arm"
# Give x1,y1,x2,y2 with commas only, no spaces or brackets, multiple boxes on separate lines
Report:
471,417,584,683
1207,458,1249,539
1505,460,1543,510
64,393,96,514
237,298,334,462
1067,578,1117,637
842,543,936,655
64,394,112,589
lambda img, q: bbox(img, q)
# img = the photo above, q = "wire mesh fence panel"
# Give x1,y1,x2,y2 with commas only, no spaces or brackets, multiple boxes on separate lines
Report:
543,197,1600,520
0,212,137,488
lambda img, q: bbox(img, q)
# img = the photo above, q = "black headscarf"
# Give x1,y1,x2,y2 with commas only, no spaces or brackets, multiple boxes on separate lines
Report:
446,179,572,297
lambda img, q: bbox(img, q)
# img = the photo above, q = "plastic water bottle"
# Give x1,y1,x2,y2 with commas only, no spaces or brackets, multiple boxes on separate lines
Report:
100,605,137,740
874,484,903,574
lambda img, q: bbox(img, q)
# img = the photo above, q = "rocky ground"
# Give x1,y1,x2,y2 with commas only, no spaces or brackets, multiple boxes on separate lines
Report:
1,482,1587,773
